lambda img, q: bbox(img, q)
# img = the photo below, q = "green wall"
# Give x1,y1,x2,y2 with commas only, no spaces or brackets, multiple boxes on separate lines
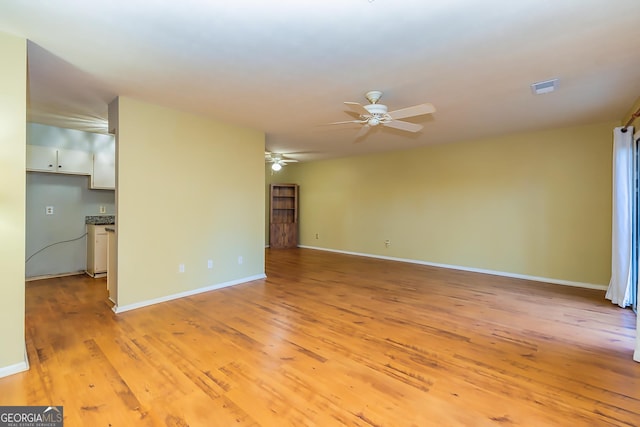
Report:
0,32,27,376
114,97,265,310
271,121,616,287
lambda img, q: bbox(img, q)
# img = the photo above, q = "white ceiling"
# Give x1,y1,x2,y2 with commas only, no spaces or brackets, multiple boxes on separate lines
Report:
1,0,640,161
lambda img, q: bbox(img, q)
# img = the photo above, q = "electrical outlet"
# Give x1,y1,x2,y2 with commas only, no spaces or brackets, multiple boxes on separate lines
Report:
99,205,106,214
207,259,213,269
384,240,391,248
45,206,54,215
315,233,319,239
179,263,185,273
237,256,243,265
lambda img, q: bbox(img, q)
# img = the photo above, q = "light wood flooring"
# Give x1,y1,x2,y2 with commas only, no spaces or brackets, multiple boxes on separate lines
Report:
1,248,639,426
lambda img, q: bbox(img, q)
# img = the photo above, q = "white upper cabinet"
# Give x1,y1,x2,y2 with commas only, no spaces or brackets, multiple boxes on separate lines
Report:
26,123,116,190
26,145,93,175
58,148,93,175
91,150,116,189
26,145,57,172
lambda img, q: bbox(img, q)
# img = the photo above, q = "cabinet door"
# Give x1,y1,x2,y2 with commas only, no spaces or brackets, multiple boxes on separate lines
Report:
26,145,57,172
91,151,115,189
270,223,298,248
94,231,108,273
57,148,92,175
87,225,108,275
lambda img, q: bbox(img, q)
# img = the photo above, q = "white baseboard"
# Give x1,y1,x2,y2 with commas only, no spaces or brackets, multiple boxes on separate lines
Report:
26,271,85,282
113,273,267,314
0,345,30,379
298,245,608,291
85,270,107,279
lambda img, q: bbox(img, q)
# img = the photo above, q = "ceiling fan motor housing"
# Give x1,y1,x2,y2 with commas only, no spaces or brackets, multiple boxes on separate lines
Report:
363,103,389,126
364,104,388,115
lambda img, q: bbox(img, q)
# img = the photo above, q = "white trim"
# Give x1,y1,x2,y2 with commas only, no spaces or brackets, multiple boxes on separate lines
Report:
112,273,267,314
298,245,608,291
26,271,85,282
85,270,107,279
0,345,30,379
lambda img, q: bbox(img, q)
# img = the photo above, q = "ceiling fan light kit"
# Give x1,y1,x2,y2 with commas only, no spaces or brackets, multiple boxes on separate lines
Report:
329,90,436,137
265,151,298,172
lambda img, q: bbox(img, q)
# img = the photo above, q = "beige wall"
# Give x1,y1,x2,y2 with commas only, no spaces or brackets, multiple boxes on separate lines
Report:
0,33,27,373
275,121,615,286
114,97,265,308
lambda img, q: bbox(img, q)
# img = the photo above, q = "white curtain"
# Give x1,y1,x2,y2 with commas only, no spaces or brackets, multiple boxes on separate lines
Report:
605,127,639,362
635,131,640,363
606,127,634,308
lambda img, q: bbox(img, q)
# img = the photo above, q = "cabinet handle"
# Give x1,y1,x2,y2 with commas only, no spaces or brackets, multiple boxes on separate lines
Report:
48,164,53,167
58,165,62,168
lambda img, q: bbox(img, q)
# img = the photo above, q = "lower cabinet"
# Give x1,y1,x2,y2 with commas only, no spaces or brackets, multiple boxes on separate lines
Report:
270,223,298,248
86,224,108,277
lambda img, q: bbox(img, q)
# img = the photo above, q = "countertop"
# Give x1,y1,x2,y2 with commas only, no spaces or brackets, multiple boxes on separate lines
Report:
86,215,115,225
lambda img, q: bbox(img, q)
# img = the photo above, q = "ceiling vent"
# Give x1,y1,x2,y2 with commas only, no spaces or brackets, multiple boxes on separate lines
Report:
531,78,559,95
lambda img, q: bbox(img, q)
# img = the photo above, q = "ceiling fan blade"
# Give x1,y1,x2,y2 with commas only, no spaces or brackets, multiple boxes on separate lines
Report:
344,102,370,116
328,120,366,125
387,103,436,120
383,120,423,132
354,124,371,140
264,153,298,164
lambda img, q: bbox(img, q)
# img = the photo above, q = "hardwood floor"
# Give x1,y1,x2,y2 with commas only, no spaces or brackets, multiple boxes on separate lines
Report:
1,248,639,426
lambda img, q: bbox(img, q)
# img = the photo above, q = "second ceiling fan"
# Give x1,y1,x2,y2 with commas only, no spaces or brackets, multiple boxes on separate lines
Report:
330,90,436,138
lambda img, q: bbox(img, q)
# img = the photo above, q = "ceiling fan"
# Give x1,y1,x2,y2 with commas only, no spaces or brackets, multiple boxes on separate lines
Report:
330,90,436,138
265,152,298,171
